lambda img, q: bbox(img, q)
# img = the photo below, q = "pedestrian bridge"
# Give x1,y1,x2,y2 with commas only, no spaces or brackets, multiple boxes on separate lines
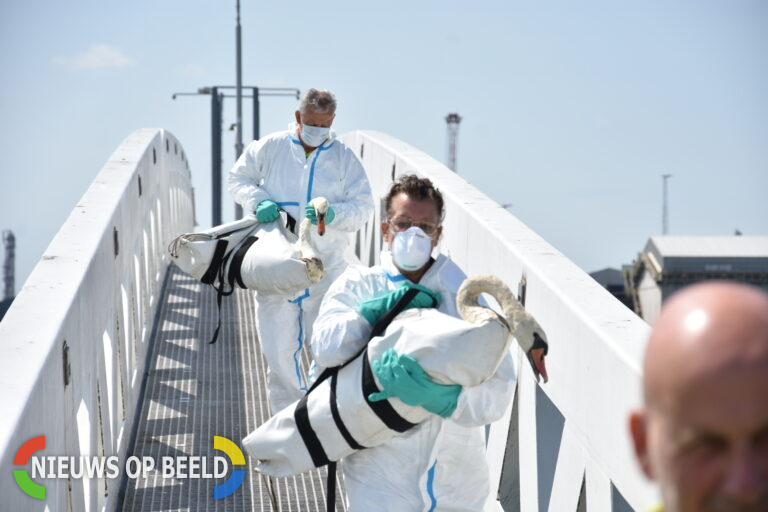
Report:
0,128,657,511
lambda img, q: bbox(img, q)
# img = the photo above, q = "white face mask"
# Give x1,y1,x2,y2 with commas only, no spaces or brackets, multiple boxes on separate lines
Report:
391,226,433,271
300,124,330,147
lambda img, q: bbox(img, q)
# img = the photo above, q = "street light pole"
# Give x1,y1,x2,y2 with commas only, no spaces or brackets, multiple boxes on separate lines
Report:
211,87,223,226
234,0,244,218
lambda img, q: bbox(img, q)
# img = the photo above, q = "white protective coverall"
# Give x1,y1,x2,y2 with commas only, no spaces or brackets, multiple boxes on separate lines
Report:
311,251,516,512
228,124,374,412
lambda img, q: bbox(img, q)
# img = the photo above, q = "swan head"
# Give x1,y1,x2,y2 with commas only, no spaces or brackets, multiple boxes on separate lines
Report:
457,275,550,384
309,197,329,236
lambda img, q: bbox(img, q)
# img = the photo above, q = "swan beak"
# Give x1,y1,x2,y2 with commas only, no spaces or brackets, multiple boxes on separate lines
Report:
529,348,549,383
316,212,326,236
527,332,549,383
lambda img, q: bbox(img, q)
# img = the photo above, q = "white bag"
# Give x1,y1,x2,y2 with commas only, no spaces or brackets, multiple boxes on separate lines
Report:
168,216,259,283
168,214,325,342
168,214,321,295
236,222,319,296
241,275,545,477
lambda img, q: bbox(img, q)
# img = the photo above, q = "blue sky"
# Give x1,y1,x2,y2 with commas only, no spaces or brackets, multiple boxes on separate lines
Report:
1,1,766,289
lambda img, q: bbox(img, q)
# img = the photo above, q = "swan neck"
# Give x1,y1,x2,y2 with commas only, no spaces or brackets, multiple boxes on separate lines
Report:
457,275,519,329
298,218,316,258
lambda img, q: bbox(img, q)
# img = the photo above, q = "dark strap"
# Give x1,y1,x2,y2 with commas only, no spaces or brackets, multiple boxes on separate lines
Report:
329,372,365,450
294,281,426,495
204,223,259,343
326,461,337,512
201,240,228,284
361,349,418,433
294,393,331,468
208,245,238,344
227,235,258,289
306,286,426,394
209,286,225,344
369,286,425,339
285,213,297,235
320,289,426,512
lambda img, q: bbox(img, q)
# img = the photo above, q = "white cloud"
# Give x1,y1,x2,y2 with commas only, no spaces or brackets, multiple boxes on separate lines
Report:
54,44,136,70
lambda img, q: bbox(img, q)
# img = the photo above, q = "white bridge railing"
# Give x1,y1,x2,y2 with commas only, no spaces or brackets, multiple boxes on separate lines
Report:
0,129,194,511
342,130,657,512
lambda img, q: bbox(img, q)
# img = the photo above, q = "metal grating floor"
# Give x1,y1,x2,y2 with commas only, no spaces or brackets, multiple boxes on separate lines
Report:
122,264,346,511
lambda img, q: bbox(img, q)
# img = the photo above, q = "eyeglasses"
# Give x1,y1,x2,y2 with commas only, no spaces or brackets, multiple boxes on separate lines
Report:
387,217,440,237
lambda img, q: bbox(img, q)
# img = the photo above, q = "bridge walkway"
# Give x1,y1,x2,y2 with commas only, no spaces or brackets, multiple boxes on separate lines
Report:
121,264,345,511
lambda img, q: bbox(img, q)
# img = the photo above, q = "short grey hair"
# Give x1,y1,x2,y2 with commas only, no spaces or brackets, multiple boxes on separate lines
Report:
299,88,337,115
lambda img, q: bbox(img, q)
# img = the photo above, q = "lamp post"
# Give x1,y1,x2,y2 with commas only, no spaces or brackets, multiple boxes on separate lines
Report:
172,86,300,226
235,0,243,164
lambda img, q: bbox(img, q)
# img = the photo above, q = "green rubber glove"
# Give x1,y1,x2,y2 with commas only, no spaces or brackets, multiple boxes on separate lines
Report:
305,203,336,225
255,200,280,223
358,282,440,326
368,348,462,418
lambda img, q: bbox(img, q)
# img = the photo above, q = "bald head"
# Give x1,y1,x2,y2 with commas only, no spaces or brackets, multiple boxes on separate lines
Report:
630,282,768,512
644,281,768,411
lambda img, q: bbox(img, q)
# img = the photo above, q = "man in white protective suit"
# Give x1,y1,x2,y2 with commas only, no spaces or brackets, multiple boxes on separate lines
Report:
228,88,374,412
310,175,517,511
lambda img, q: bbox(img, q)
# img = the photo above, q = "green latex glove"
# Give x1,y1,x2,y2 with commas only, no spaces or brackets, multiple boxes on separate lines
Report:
368,348,462,418
255,200,280,223
358,282,440,326
305,203,336,225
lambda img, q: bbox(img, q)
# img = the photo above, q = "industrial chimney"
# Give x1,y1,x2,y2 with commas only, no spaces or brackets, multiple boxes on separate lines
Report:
2,230,14,300
445,113,462,173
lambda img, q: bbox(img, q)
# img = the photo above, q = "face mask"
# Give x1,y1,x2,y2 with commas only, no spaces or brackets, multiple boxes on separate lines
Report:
391,226,433,271
300,124,330,147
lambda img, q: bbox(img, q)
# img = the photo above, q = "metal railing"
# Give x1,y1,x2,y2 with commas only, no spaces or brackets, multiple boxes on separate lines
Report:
0,129,194,511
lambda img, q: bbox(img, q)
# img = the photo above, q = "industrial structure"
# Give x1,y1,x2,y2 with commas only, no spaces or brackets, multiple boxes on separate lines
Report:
624,235,768,324
590,267,632,309
661,174,672,235
445,112,462,172
0,230,14,321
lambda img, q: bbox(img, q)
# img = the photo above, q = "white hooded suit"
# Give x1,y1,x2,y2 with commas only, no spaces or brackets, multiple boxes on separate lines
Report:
228,125,374,411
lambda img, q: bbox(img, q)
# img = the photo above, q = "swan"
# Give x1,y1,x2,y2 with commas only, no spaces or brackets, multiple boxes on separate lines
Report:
168,198,330,292
297,196,328,283
242,273,551,477
457,274,549,383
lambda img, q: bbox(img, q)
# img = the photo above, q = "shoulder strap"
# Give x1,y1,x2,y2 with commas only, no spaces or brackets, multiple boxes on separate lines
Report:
316,287,423,512
285,213,297,235
227,235,259,289
369,286,424,340
305,286,423,393
200,240,228,285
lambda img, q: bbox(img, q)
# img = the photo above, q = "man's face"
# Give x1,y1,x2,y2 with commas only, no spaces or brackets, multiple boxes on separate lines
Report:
381,193,442,251
295,108,335,130
632,362,768,511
